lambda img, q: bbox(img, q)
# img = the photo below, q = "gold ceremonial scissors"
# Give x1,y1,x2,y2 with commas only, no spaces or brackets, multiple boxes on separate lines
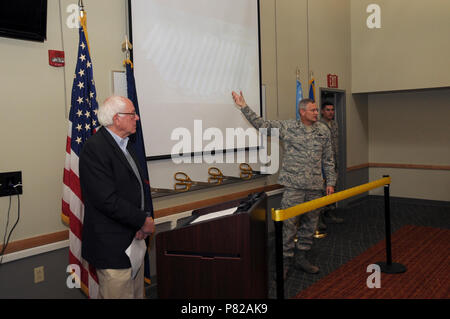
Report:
208,167,242,184
174,172,215,191
239,163,262,180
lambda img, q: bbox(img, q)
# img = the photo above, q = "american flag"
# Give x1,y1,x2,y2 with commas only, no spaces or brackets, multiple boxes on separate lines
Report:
62,11,99,298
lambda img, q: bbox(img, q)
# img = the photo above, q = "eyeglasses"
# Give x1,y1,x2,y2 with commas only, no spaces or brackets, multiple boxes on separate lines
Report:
117,112,137,118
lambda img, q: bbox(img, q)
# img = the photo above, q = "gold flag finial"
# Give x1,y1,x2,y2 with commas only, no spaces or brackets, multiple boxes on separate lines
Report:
122,35,134,67
122,35,133,52
78,0,85,18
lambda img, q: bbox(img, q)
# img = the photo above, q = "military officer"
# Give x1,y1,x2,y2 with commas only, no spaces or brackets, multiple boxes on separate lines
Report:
231,91,336,276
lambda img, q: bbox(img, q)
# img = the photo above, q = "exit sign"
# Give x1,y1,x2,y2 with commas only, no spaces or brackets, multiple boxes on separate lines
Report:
327,74,338,88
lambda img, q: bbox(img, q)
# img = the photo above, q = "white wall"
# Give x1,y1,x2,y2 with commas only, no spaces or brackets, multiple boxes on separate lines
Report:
0,1,68,241
351,0,450,93
368,89,450,201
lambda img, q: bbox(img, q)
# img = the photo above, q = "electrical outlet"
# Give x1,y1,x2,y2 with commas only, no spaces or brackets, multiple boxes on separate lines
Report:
0,171,22,197
34,266,45,283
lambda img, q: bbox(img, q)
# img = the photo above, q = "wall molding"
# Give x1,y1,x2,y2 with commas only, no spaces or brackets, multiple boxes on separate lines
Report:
0,230,69,256
346,163,369,171
368,163,450,170
347,163,450,172
0,240,69,264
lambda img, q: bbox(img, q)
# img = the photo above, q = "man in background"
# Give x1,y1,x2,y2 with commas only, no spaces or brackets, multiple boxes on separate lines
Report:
317,102,344,233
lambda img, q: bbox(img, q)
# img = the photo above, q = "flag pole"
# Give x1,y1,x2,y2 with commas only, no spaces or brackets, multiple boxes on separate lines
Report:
122,35,133,62
78,0,91,53
123,41,155,287
63,0,100,298
78,0,84,18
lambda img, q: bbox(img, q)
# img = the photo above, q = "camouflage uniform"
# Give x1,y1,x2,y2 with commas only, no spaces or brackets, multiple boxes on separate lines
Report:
319,117,339,213
241,106,336,259
319,117,339,172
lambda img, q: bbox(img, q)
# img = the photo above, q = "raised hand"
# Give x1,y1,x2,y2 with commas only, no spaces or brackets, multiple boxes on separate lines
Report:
231,91,247,108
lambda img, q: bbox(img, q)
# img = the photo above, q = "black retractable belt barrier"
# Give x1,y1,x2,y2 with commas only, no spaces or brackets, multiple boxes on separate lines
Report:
375,175,407,274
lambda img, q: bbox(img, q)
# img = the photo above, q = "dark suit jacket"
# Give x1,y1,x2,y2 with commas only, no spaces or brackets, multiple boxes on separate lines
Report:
79,127,150,269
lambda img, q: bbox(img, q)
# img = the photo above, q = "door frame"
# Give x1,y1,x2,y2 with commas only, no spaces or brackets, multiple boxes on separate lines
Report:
319,88,347,195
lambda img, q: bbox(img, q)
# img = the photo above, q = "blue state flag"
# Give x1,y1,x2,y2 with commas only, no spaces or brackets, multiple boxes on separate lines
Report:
309,78,316,102
125,59,154,285
295,79,303,120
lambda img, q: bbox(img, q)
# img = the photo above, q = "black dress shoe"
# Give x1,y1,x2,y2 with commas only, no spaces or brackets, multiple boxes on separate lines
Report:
294,250,319,274
324,210,344,224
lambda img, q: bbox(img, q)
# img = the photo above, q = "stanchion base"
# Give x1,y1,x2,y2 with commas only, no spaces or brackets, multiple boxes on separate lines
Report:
376,262,407,274
313,230,327,239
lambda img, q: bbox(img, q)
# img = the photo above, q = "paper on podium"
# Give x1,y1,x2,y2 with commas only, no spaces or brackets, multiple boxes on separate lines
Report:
190,207,238,224
125,238,147,279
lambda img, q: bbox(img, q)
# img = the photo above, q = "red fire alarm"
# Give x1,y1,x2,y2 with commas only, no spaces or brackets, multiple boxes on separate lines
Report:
49,50,65,67
327,74,338,88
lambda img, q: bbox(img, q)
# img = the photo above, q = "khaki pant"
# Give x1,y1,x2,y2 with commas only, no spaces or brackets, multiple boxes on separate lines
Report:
96,262,145,299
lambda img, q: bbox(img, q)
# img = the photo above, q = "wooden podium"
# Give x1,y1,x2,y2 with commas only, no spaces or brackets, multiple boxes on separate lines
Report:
155,193,268,299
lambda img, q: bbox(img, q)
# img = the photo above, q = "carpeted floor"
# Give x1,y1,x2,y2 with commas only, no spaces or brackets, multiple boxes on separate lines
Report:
294,225,450,299
267,196,450,299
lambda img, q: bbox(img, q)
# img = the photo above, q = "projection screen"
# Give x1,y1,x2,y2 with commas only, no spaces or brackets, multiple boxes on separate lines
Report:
129,0,262,158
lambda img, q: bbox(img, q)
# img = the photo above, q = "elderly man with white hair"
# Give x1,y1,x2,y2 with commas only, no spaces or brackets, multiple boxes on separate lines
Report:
79,95,155,299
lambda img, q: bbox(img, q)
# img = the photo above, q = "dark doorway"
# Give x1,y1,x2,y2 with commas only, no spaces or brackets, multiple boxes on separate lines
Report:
319,88,347,196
